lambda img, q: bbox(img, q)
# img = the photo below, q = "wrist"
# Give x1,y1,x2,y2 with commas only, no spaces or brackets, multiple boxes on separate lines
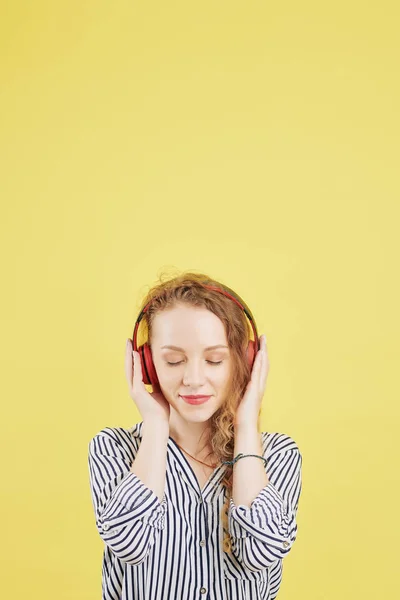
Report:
234,421,259,434
142,419,170,436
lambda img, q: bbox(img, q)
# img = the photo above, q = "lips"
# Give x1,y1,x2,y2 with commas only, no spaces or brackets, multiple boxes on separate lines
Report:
180,395,212,405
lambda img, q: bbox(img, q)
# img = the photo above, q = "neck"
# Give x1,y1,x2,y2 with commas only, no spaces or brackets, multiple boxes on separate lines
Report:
169,411,212,458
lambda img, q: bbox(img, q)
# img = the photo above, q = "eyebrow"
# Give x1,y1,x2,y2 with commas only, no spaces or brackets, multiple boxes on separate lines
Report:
161,344,229,351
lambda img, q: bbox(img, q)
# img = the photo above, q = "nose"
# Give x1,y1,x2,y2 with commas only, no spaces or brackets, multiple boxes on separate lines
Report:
182,360,207,388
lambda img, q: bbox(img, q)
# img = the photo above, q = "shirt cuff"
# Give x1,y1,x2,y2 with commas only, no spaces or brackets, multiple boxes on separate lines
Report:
100,471,168,530
228,481,291,539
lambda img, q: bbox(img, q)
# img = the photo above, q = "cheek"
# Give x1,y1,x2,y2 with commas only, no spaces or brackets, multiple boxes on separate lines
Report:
214,367,231,387
158,367,176,384
157,364,184,388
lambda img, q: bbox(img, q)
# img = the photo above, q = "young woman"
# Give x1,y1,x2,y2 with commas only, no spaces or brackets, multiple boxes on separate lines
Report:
88,271,303,600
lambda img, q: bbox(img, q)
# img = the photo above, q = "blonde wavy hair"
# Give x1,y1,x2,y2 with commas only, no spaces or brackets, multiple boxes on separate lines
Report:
136,269,262,554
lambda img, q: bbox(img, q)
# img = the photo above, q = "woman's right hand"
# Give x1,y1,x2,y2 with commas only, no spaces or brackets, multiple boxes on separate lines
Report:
125,338,171,425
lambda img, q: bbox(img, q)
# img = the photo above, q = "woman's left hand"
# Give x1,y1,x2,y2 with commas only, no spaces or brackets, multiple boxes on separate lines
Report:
234,334,270,428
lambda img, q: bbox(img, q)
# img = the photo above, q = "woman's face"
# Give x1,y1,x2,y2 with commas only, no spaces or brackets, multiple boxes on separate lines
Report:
150,303,232,422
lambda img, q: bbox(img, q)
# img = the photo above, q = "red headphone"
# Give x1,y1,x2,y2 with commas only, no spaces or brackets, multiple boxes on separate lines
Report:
132,282,260,389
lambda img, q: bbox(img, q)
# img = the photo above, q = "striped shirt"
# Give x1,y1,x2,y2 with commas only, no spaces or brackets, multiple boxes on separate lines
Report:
88,421,302,600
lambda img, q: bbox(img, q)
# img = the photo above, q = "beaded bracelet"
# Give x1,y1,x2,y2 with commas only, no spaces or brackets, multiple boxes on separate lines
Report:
222,453,268,467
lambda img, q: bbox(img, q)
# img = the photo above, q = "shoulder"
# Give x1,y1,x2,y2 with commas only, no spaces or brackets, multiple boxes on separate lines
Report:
88,422,143,459
261,430,301,459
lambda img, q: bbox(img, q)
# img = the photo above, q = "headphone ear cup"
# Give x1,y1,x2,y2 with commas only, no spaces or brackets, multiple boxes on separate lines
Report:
246,340,257,371
140,342,160,389
136,344,149,384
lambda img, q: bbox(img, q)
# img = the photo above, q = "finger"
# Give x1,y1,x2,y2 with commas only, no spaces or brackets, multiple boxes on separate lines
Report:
259,353,266,390
256,350,264,384
250,349,263,384
255,335,264,381
132,349,143,387
255,336,263,361
125,339,133,388
260,341,269,390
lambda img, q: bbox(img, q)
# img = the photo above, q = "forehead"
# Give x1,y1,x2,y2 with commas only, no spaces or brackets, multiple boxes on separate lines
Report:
151,305,227,345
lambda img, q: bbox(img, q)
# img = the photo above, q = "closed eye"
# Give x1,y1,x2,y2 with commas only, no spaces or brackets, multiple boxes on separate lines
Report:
166,361,223,366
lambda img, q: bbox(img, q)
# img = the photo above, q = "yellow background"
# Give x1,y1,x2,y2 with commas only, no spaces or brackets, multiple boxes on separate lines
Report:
1,1,399,598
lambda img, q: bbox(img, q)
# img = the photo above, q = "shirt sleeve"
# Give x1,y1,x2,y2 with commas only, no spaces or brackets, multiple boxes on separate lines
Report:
228,435,303,571
88,429,168,566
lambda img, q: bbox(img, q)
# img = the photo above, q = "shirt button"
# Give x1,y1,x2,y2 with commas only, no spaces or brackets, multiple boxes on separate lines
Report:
199,540,206,546
103,523,110,531
283,541,289,548
200,588,207,594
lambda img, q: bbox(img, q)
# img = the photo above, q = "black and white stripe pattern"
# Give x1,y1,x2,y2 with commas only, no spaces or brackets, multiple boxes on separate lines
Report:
88,421,302,599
